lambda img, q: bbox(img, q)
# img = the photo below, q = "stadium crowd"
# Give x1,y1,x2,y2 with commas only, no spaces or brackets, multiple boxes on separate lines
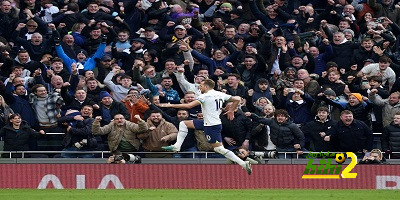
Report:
0,0,400,160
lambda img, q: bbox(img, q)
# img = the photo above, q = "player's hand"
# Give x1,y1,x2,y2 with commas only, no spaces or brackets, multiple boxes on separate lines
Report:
159,103,170,108
225,110,235,121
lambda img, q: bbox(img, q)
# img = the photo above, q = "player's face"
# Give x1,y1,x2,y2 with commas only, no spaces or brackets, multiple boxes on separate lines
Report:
199,82,207,93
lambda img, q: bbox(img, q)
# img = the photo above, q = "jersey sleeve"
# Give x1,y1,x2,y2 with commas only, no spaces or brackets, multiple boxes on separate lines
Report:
196,94,205,104
221,92,232,102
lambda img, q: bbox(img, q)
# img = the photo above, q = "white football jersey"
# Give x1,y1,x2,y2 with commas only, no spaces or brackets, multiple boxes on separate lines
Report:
196,90,232,126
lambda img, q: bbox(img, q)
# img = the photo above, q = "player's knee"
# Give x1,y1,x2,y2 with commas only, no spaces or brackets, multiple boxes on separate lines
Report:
179,121,188,131
214,146,228,155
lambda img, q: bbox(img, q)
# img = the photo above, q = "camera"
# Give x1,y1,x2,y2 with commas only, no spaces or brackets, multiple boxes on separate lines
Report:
251,151,277,159
74,139,87,149
110,153,141,164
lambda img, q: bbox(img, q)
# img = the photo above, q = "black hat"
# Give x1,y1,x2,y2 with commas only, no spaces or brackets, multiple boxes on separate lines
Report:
131,38,146,44
144,27,155,32
245,43,256,48
76,49,88,57
231,9,243,16
102,54,112,61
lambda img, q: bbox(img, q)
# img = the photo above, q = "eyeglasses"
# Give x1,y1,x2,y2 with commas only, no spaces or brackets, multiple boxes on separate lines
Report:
27,25,37,28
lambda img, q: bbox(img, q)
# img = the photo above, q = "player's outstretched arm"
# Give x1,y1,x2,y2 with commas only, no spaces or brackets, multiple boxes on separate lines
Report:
225,96,241,120
159,100,201,109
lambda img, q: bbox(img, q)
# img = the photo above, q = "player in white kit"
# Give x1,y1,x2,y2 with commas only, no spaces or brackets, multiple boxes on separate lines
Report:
160,79,252,175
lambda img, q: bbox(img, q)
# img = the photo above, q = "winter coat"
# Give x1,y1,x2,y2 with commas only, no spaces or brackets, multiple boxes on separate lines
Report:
139,118,178,151
369,93,400,127
331,41,359,71
93,101,130,125
252,80,273,104
56,43,106,73
58,116,95,149
221,111,252,147
249,114,305,148
302,118,337,151
92,118,148,152
382,122,400,152
123,100,149,123
0,105,14,128
0,122,41,151
29,92,65,125
283,92,315,125
4,84,38,127
327,119,373,152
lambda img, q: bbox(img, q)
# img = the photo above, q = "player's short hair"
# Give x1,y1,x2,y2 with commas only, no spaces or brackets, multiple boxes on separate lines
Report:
202,79,215,89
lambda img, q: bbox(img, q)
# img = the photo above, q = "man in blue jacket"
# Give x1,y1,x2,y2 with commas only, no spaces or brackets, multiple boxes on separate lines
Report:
55,34,106,74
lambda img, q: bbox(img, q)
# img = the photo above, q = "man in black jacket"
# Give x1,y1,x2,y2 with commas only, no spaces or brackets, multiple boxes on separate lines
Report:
247,109,305,158
302,107,337,151
221,102,252,150
93,91,129,125
324,110,373,154
381,113,400,158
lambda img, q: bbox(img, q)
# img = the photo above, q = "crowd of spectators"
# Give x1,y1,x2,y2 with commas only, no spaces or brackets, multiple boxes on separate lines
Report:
1,0,400,159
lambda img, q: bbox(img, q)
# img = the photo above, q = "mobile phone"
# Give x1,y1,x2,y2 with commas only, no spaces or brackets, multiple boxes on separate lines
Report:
365,152,371,157
287,88,295,93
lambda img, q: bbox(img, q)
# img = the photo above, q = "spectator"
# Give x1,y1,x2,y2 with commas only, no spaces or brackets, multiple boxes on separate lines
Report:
104,66,143,102
147,76,181,104
92,114,148,153
29,84,64,133
0,113,45,158
0,94,13,128
324,110,373,153
93,91,129,125
246,109,305,159
140,110,178,156
221,102,253,150
58,106,96,158
121,89,149,123
302,107,337,151
4,84,38,128
382,113,400,158
359,149,384,164
369,90,400,127
222,73,249,98
358,56,396,90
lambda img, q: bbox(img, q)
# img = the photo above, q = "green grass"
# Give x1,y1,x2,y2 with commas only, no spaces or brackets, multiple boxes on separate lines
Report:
0,189,399,200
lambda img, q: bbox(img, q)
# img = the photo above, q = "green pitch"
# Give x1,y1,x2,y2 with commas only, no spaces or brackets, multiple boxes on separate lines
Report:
0,189,398,200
